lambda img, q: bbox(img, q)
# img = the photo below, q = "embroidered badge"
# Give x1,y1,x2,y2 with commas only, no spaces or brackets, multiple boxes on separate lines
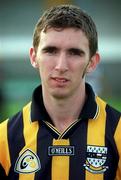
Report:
48,145,75,156
14,149,41,174
84,145,108,174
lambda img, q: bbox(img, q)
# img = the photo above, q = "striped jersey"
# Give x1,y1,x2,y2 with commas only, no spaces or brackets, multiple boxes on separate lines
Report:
0,83,121,180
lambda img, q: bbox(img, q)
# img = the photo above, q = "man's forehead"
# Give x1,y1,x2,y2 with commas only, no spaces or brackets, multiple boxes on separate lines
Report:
40,27,88,44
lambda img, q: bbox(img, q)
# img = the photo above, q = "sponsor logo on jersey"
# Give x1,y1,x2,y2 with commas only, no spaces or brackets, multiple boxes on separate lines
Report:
84,145,108,174
48,145,75,156
14,149,41,174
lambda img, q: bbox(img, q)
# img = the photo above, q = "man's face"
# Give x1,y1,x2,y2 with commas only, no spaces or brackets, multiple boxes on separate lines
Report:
30,28,99,99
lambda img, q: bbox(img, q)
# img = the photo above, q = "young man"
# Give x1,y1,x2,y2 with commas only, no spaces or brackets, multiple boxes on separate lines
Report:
0,4,121,180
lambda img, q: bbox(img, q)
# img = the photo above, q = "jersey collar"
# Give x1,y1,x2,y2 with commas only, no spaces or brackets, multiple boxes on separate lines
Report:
31,83,98,122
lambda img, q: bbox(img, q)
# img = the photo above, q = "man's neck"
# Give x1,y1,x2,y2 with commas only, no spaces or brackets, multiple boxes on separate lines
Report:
42,86,86,133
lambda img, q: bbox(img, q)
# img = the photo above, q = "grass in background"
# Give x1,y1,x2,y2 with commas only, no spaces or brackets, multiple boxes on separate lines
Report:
0,102,27,122
107,99,121,112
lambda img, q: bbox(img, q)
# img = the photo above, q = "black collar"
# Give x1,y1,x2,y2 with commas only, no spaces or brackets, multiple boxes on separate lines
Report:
31,83,98,122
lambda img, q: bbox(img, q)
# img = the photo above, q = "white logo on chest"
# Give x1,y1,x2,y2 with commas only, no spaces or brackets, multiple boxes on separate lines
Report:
14,149,41,174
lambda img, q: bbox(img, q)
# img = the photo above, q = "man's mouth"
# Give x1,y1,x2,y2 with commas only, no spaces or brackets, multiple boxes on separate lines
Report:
50,77,69,86
52,77,68,82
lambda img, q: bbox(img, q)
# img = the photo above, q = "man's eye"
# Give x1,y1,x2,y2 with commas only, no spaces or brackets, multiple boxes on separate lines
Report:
68,49,84,56
69,51,79,56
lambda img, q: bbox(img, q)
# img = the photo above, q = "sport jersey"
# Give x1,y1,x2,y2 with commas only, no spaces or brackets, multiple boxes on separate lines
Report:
0,83,121,180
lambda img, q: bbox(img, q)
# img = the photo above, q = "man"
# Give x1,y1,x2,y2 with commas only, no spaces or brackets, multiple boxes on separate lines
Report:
0,4,121,180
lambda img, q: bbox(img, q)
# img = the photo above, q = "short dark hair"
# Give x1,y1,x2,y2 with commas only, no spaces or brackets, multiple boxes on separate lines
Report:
33,4,98,57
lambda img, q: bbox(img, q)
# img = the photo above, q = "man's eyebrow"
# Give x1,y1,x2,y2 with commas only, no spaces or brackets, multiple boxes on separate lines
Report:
68,48,85,55
41,46,58,51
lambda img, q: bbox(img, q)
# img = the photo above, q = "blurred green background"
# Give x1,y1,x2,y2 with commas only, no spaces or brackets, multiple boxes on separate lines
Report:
0,0,121,122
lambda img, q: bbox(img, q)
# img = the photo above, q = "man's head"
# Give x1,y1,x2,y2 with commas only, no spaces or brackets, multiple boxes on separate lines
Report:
33,4,98,57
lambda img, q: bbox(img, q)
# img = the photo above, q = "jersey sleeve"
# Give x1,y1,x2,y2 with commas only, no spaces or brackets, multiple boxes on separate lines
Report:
114,116,121,179
0,119,11,177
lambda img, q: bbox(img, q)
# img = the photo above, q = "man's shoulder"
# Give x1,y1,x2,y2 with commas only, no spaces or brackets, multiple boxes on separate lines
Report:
96,96,121,118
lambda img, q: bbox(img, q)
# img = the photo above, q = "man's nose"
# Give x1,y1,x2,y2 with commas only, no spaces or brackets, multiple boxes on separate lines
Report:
55,53,69,72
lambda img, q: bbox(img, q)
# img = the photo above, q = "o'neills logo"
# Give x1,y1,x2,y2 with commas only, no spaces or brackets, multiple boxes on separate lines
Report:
48,145,75,156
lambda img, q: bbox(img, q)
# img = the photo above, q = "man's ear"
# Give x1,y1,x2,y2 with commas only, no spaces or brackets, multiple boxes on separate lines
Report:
86,53,100,73
29,47,38,68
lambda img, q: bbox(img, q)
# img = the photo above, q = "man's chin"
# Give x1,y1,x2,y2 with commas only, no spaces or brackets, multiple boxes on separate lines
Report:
51,91,70,100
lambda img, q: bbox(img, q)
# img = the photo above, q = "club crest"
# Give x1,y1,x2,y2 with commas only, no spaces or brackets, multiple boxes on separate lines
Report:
14,149,41,174
84,145,108,174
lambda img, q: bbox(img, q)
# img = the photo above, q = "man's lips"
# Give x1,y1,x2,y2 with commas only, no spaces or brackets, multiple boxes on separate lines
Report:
51,77,69,83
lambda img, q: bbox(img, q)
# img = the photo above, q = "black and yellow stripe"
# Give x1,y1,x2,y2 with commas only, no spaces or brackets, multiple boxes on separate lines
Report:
86,97,106,179
0,84,121,180
19,102,39,180
51,139,70,180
